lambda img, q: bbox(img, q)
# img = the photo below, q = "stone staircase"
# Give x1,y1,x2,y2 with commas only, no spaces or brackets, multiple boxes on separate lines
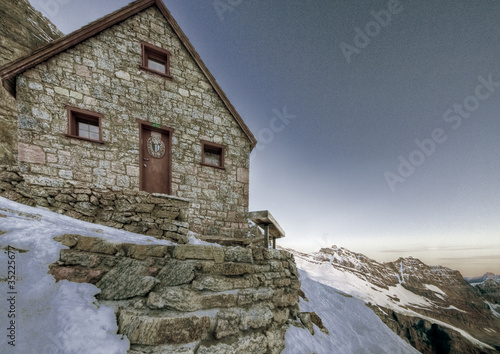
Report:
50,234,302,353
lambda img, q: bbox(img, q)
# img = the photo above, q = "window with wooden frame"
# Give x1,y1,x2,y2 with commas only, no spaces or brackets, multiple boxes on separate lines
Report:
66,107,103,143
140,42,172,78
201,140,225,169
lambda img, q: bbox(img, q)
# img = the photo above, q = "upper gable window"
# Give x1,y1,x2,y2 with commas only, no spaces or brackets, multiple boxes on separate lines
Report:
66,106,103,143
201,140,225,169
140,42,172,79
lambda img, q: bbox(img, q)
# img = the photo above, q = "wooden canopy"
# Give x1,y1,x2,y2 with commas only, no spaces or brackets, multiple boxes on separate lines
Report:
249,210,285,239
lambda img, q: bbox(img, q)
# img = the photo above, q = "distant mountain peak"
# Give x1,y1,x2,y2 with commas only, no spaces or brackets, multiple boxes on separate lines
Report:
287,245,500,353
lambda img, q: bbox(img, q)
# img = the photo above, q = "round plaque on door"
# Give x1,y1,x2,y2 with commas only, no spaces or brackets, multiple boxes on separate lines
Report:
147,135,165,158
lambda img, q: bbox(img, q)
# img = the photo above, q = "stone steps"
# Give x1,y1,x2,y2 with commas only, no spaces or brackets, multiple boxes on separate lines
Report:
49,234,302,353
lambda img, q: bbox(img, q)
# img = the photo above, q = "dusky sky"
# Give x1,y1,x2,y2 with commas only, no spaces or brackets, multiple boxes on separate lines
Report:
29,0,500,276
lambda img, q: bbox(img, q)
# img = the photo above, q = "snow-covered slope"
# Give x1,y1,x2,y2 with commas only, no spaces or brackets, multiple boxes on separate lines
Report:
284,270,419,354
0,196,175,353
286,246,500,353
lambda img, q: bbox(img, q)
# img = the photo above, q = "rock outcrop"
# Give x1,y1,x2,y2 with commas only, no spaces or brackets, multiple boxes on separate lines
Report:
0,0,62,164
369,306,495,354
466,273,500,305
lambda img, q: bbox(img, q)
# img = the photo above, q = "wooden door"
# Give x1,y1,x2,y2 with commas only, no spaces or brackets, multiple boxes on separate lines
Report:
140,125,171,194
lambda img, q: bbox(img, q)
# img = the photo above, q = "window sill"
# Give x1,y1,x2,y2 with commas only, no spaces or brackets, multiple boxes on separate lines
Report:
200,162,226,170
65,134,104,144
139,65,173,80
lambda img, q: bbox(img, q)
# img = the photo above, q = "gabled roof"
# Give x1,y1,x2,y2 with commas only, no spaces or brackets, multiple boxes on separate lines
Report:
0,0,257,148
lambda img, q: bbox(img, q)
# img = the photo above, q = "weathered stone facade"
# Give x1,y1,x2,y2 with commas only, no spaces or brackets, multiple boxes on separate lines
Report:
50,234,303,353
3,1,256,240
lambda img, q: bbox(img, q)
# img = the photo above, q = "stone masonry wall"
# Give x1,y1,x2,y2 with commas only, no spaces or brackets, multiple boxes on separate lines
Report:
50,234,302,353
0,166,189,243
15,6,252,239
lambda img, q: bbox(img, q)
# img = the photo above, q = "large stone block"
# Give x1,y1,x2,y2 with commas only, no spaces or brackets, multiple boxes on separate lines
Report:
18,142,45,164
123,243,170,260
215,304,273,339
173,245,224,263
134,203,155,213
263,249,285,260
49,265,105,284
239,303,274,331
119,310,210,345
147,287,236,312
59,249,103,268
201,262,255,276
96,258,159,300
155,259,195,287
73,235,119,255
191,274,252,292
224,247,253,263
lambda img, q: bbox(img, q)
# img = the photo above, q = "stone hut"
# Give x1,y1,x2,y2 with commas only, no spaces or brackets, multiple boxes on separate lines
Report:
0,0,258,243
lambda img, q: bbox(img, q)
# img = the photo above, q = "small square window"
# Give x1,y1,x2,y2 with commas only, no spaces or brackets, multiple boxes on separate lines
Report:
141,42,172,78
201,140,225,169
66,107,103,143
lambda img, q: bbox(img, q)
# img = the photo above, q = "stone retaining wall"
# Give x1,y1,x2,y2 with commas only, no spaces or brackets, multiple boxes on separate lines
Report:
50,235,303,353
0,166,189,243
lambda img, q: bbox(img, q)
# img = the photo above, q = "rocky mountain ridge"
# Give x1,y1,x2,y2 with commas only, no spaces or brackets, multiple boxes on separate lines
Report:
288,245,500,353
466,273,500,307
0,0,62,165
466,273,500,286
0,0,62,64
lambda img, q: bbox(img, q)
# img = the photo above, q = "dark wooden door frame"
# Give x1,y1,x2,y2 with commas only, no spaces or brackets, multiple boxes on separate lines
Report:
137,119,174,195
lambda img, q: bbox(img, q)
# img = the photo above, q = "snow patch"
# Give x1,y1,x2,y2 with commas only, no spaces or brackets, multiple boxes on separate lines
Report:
424,284,447,296
186,231,221,246
486,301,500,318
0,196,148,353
